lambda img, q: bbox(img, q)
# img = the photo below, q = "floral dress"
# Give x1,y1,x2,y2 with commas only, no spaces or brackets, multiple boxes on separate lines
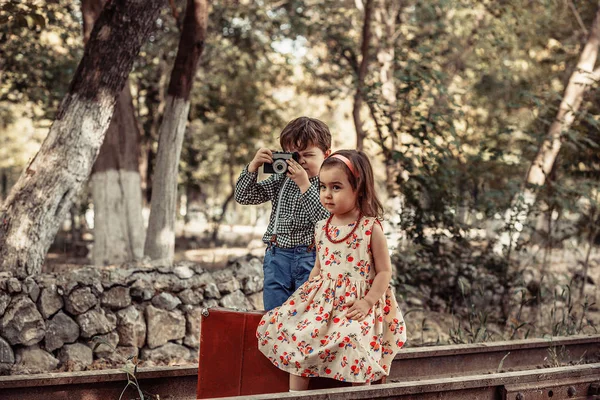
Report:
256,216,406,383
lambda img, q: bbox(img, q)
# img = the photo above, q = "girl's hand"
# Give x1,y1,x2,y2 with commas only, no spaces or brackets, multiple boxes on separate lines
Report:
345,299,371,321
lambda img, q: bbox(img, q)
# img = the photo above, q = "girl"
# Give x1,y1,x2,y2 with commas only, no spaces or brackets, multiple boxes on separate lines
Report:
256,149,407,391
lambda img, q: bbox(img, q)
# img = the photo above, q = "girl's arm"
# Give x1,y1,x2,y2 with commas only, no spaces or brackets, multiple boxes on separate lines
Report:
363,222,392,307
308,254,322,280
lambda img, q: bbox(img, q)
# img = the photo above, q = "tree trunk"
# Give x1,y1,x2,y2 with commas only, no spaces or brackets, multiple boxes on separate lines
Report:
140,63,168,205
82,0,146,266
0,0,164,277
0,170,7,203
353,0,373,151
210,142,236,245
494,4,600,256
372,0,402,194
144,0,208,264
210,192,235,245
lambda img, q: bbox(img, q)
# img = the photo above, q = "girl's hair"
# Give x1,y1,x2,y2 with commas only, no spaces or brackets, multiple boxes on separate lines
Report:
321,150,384,219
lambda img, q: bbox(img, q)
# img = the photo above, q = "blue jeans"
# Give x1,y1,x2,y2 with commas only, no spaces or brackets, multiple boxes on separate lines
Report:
262,245,316,311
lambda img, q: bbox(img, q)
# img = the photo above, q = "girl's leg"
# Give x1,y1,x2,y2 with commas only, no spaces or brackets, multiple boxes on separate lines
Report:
289,374,310,391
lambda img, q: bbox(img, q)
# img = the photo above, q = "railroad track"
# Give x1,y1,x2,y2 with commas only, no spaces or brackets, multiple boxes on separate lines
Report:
220,363,600,400
1,334,598,400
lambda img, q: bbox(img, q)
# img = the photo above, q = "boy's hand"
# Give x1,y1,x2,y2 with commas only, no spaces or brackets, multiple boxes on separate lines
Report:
345,299,372,321
248,148,273,173
286,159,310,193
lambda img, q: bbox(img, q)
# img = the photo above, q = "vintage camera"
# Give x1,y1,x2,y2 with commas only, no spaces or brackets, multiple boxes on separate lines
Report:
263,151,299,174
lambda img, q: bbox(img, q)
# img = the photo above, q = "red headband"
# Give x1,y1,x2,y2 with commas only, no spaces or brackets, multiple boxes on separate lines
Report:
331,154,358,177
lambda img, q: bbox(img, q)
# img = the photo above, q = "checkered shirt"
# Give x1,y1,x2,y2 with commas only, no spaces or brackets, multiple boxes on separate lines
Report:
234,165,329,248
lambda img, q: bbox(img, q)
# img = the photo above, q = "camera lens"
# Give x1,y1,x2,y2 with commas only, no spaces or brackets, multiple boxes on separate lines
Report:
273,159,287,174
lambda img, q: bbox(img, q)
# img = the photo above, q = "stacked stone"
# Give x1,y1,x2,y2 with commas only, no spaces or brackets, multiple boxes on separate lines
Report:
0,256,264,375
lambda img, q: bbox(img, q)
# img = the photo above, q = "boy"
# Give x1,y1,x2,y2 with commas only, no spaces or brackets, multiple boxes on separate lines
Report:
235,117,331,310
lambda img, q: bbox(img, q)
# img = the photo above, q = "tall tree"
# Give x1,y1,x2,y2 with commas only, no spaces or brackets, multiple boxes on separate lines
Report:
81,0,146,266
0,0,164,277
370,0,402,191
144,0,208,264
353,0,374,151
494,2,600,257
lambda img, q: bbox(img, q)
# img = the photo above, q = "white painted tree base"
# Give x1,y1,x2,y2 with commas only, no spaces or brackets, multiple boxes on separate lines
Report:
91,170,145,265
144,96,191,264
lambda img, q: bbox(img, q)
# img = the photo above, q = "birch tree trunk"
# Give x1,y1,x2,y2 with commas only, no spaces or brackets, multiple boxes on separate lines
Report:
0,0,164,277
373,0,401,192
144,0,208,264
352,0,373,150
353,0,373,151
82,0,146,266
494,3,600,256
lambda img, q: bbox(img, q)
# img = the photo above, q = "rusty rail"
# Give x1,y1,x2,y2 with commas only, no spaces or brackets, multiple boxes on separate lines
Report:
388,333,600,382
0,334,598,400
216,363,600,400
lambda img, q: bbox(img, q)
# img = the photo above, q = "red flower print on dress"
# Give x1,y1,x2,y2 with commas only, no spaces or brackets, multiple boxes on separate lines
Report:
361,322,371,336
297,340,314,355
318,348,336,362
286,309,298,317
340,356,348,368
315,312,330,324
296,319,310,331
324,287,335,303
333,372,346,381
345,233,360,249
279,351,292,366
355,260,370,276
301,366,319,377
369,337,380,352
338,335,357,350
381,344,393,356
350,359,366,376
389,318,401,333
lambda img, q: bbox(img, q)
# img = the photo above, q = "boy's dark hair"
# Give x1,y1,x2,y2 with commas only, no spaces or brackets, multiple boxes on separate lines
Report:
279,117,331,153
321,149,384,219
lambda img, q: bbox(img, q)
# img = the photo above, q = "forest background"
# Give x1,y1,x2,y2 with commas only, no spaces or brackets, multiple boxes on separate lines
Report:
1,0,600,346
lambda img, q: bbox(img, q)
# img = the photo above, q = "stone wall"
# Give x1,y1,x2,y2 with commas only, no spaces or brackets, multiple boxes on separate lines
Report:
0,255,264,375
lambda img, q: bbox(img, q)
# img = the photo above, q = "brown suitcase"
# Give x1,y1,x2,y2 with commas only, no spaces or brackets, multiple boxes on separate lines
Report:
196,307,289,398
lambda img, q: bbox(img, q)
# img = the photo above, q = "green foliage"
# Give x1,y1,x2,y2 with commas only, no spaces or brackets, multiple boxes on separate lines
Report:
0,0,81,190
0,1,81,118
548,284,596,337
